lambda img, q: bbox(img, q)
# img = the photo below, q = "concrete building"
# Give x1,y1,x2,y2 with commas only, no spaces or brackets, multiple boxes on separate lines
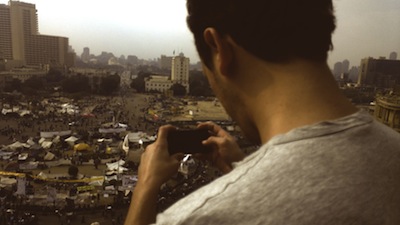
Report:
145,75,173,92
145,53,190,93
357,57,400,88
160,55,173,70
0,3,13,61
81,47,90,63
390,52,398,60
333,61,343,78
342,59,350,74
0,1,72,68
171,53,190,92
127,55,139,66
0,67,46,83
374,95,400,132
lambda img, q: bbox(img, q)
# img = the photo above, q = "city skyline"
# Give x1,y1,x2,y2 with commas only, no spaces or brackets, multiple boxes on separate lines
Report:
0,0,399,68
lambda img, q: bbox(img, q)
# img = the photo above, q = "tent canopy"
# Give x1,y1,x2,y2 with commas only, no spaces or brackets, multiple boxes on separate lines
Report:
74,143,91,151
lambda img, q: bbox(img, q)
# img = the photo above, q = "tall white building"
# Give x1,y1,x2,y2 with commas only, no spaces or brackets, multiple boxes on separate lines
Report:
171,53,190,92
145,53,190,93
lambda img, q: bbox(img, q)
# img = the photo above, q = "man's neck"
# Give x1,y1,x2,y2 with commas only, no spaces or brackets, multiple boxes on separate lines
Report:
245,60,358,144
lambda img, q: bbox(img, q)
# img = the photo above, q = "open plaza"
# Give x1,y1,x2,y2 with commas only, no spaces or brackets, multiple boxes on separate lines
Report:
0,91,253,225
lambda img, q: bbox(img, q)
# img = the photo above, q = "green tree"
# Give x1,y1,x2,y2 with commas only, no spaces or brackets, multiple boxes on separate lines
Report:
170,83,187,96
20,76,45,95
24,76,45,90
46,68,64,83
99,74,120,95
3,78,22,92
62,75,90,93
189,70,214,96
130,71,151,93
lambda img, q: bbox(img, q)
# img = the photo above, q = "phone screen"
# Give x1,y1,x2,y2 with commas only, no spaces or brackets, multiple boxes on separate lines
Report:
167,129,212,154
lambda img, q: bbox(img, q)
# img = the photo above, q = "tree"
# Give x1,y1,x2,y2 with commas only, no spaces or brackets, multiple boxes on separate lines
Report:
99,74,120,95
46,68,64,83
21,76,45,95
189,70,214,96
130,71,151,93
24,76,45,90
62,75,90,93
170,83,187,96
3,78,22,92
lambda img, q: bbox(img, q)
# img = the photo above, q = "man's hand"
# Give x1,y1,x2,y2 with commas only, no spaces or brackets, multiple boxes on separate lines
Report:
125,125,183,225
138,125,184,188
197,122,245,173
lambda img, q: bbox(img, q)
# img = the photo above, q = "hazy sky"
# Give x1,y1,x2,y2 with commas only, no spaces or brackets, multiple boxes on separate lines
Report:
2,0,400,68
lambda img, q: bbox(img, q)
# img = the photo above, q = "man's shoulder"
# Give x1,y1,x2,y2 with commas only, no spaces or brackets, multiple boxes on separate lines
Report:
155,111,400,225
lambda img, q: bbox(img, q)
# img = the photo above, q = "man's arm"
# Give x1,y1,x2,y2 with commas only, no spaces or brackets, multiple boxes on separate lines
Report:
124,125,183,225
124,181,159,225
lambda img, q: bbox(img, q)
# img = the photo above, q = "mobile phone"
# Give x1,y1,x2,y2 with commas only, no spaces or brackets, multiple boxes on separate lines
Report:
167,129,212,155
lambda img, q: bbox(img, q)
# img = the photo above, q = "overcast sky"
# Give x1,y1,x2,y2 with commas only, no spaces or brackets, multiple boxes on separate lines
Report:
2,0,399,68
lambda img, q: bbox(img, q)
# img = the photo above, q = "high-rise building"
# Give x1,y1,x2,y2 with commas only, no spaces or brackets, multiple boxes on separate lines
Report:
333,62,343,78
342,59,350,74
390,52,398,60
348,66,359,83
81,47,90,63
171,53,190,92
0,1,72,67
127,55,138,66
357,57,400,88
160,55,173,70
0,3,13,60
145,53,191,93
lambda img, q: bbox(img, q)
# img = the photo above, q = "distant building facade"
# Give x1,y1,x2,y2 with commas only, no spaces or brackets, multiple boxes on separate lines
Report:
374,95,400,132
145,75,173,92
0,67,46,83
127,55,139,66
81,47,90,63
160,55,173,70
342,59,350,74
171,53,190,92
0,1,73,68
333,62,343,78
390,52,398,60
145,53,190,93
357,57,400,88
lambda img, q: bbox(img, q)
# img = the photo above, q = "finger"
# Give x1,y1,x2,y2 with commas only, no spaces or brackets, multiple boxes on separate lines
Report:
157,125,176,141
202,136,224,146
197,121,218,128
199,121,230,137
197,121,215,129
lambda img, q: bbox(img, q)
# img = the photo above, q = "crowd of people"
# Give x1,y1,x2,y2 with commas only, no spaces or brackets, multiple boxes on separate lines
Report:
0,92,243,224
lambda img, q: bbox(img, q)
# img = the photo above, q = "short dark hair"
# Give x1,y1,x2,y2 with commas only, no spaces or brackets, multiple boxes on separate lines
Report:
186,0,336,68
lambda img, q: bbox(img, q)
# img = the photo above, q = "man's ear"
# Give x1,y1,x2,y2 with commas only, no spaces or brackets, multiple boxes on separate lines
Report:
203,28,234,77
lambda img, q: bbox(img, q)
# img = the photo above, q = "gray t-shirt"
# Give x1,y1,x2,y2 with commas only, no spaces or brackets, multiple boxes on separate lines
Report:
155,110,400,224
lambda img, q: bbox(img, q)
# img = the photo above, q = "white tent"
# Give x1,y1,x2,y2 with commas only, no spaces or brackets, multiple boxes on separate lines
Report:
38,138,46,145
41,141,53,149
0,177,17,186
7,141,29,151
26,138,35,146
52,136,60,144
44,151,55,161
65,136,79,146
122,132,155,153
106,159,128,173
